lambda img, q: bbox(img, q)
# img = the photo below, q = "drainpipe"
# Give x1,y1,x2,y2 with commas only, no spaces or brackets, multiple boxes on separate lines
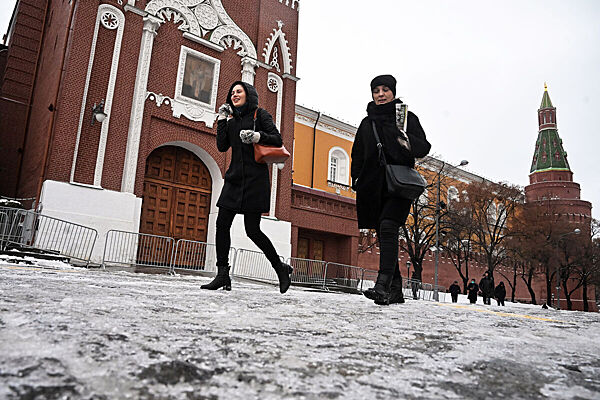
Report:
310,111,321,188
35,0,78,208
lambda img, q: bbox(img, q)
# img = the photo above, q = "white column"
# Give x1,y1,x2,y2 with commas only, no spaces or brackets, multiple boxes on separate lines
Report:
241,56,257,85
121,15,162,193
267,73,284,217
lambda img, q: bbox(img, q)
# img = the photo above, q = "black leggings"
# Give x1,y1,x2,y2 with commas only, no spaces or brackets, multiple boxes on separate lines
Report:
216,207,280,267
375,196,412,278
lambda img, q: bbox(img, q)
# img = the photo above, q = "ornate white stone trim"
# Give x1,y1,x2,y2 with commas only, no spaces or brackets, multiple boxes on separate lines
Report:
241,56,257,85
70,4,125,187
262,21,293,75
146,91,218,127
145,0,257,58
278,0,300,11
121,14,162,193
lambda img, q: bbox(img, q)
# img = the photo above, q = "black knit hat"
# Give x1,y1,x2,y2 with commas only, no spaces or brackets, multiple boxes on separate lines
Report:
370,74,397,96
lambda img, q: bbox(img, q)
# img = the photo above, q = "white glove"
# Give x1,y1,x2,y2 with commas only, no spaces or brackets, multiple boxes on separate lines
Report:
218,103,232,120
240,130,260,144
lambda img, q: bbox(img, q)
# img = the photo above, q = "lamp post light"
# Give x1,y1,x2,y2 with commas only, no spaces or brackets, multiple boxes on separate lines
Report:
555,228,581,309
434,159,468,301
406,260,411,279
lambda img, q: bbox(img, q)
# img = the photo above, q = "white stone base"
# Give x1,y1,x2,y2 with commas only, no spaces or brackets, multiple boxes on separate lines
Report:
39,180,142,264
207,212,292,261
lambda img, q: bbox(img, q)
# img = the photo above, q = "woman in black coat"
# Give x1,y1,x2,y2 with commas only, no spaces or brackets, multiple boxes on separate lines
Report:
467,279,479,304
201,81,293,293
351,75,431,305
494,281,506,306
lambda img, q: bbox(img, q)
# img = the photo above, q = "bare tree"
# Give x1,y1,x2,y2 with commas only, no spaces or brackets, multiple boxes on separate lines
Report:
466,180,523,281
443,196,476,293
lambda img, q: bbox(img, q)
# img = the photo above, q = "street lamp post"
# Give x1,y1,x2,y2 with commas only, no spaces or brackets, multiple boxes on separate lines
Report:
406,260,411,279
555,228,581,309
434,159,469,301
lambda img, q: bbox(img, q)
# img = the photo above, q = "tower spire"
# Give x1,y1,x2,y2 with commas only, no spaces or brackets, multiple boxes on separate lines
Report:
530,84,570,174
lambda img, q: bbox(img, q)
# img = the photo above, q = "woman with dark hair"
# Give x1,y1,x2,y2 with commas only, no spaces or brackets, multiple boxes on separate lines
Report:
201,81,293,293
351,75,431,305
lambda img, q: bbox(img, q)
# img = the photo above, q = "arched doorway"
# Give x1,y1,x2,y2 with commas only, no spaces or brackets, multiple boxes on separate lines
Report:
140,146,212,243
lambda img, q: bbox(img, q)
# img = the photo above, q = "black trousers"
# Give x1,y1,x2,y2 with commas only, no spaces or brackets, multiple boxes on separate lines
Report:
216,207,280,267
451,294,458,303
375,196,412,279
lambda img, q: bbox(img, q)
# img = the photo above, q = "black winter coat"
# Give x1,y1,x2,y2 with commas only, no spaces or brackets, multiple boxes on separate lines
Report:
351,99,431,228
467,282,479,301
479,277,494,297
494,283,506,300
449,283,461,296
216,81,282,213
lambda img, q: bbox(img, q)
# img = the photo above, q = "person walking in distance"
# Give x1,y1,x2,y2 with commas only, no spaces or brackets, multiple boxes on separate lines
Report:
467,279,479,304
201,81,293,293
479,271,494,305
449,281,461,303
351,74,431,305
494,281,506,306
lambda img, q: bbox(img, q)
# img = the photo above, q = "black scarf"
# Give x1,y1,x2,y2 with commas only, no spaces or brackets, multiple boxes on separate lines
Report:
233,103,250,119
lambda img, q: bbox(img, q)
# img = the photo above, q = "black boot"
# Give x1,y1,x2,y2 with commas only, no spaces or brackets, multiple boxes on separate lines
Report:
364,273,393,305
388,275,405,305
274,262,293,294
201,265,231,291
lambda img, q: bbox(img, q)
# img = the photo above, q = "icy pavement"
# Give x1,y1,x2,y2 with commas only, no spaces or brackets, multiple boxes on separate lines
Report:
1,263,599,400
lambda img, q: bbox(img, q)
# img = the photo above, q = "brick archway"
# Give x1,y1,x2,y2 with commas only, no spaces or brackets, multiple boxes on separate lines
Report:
140,146,212,243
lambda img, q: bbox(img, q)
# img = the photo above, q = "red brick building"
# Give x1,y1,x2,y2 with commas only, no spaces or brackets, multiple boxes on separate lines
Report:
1,0,300,261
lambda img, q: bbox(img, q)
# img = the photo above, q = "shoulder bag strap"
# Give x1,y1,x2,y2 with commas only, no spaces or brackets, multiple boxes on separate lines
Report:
371,121,387,166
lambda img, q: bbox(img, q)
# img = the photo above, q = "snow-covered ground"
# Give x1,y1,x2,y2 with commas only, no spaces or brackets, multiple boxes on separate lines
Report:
1,259,599,400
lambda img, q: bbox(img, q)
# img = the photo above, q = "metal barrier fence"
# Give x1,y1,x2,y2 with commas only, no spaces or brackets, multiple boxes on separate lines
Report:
0,206,25,250
4,209,98,264
102,230,174,270
323,262,364,292
288,257,327,287
232,248,278,283
169,239,236,275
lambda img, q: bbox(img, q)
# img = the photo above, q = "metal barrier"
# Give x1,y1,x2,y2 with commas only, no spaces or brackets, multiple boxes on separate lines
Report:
169,239,236,275
232,248,278,283
102,230,174,270
0,206,25,250
288,257,327,287
323,262,363,292
5,209,98,264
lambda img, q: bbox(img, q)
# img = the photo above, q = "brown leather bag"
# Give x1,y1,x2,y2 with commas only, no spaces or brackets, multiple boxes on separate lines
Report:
252,109,290,164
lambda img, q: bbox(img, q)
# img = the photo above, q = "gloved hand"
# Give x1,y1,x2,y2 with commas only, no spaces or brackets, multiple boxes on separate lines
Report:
218,103,232,120
240,130,260,144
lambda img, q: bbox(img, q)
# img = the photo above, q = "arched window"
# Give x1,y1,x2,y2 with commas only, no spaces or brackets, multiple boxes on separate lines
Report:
487,203,497,224
328,147,349,185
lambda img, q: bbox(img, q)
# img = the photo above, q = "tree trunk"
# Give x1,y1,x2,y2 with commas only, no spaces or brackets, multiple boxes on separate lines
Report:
545,266,553,307
582,278,589,312
511,269,517,303
411,263,423,282
522,270,537,305
562,279,572,310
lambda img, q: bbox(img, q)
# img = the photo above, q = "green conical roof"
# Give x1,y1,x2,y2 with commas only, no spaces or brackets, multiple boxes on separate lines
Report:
530,129,570,173
540,83,553,109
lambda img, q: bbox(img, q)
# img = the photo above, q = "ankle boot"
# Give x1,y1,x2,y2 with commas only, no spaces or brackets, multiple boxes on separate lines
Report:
388,276,405,304
274,262,293,294
364,273,393,305
201,265,231,291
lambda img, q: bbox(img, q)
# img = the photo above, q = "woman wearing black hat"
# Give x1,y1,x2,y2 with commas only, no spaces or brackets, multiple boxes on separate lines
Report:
201,81,293,293
351,75,431,305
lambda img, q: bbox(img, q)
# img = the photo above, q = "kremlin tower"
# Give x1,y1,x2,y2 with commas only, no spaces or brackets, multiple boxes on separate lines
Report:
525,84,592,222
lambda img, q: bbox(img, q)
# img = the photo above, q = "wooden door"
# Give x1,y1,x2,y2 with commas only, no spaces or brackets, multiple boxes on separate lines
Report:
140,146,212,266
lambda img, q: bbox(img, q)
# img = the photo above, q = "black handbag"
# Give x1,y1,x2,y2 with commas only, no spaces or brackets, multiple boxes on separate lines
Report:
371,121,426,200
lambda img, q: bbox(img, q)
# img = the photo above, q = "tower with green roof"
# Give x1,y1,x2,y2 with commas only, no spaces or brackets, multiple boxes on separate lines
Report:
525,84,591,221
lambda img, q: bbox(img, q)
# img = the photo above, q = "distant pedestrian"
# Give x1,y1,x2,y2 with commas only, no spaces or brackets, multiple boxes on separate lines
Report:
411,278,421,300
479,272,494,305
351,74,431,305
467,279,479,304
494,281,506,306
449,281,461,303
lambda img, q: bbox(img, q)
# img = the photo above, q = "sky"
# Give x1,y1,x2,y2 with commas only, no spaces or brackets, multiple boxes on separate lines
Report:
1,0,599,218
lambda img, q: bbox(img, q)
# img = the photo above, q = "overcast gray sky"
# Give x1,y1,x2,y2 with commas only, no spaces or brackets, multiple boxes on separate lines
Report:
1,0,598,218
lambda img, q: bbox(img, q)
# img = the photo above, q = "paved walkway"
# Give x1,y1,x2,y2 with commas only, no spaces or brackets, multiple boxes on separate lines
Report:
1,264,599,399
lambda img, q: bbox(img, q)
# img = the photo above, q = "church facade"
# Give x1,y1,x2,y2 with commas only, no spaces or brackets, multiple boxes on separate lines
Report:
0,0,300,262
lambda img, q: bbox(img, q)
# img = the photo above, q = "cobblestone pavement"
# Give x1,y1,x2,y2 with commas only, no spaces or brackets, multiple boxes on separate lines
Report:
1,264,599,399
